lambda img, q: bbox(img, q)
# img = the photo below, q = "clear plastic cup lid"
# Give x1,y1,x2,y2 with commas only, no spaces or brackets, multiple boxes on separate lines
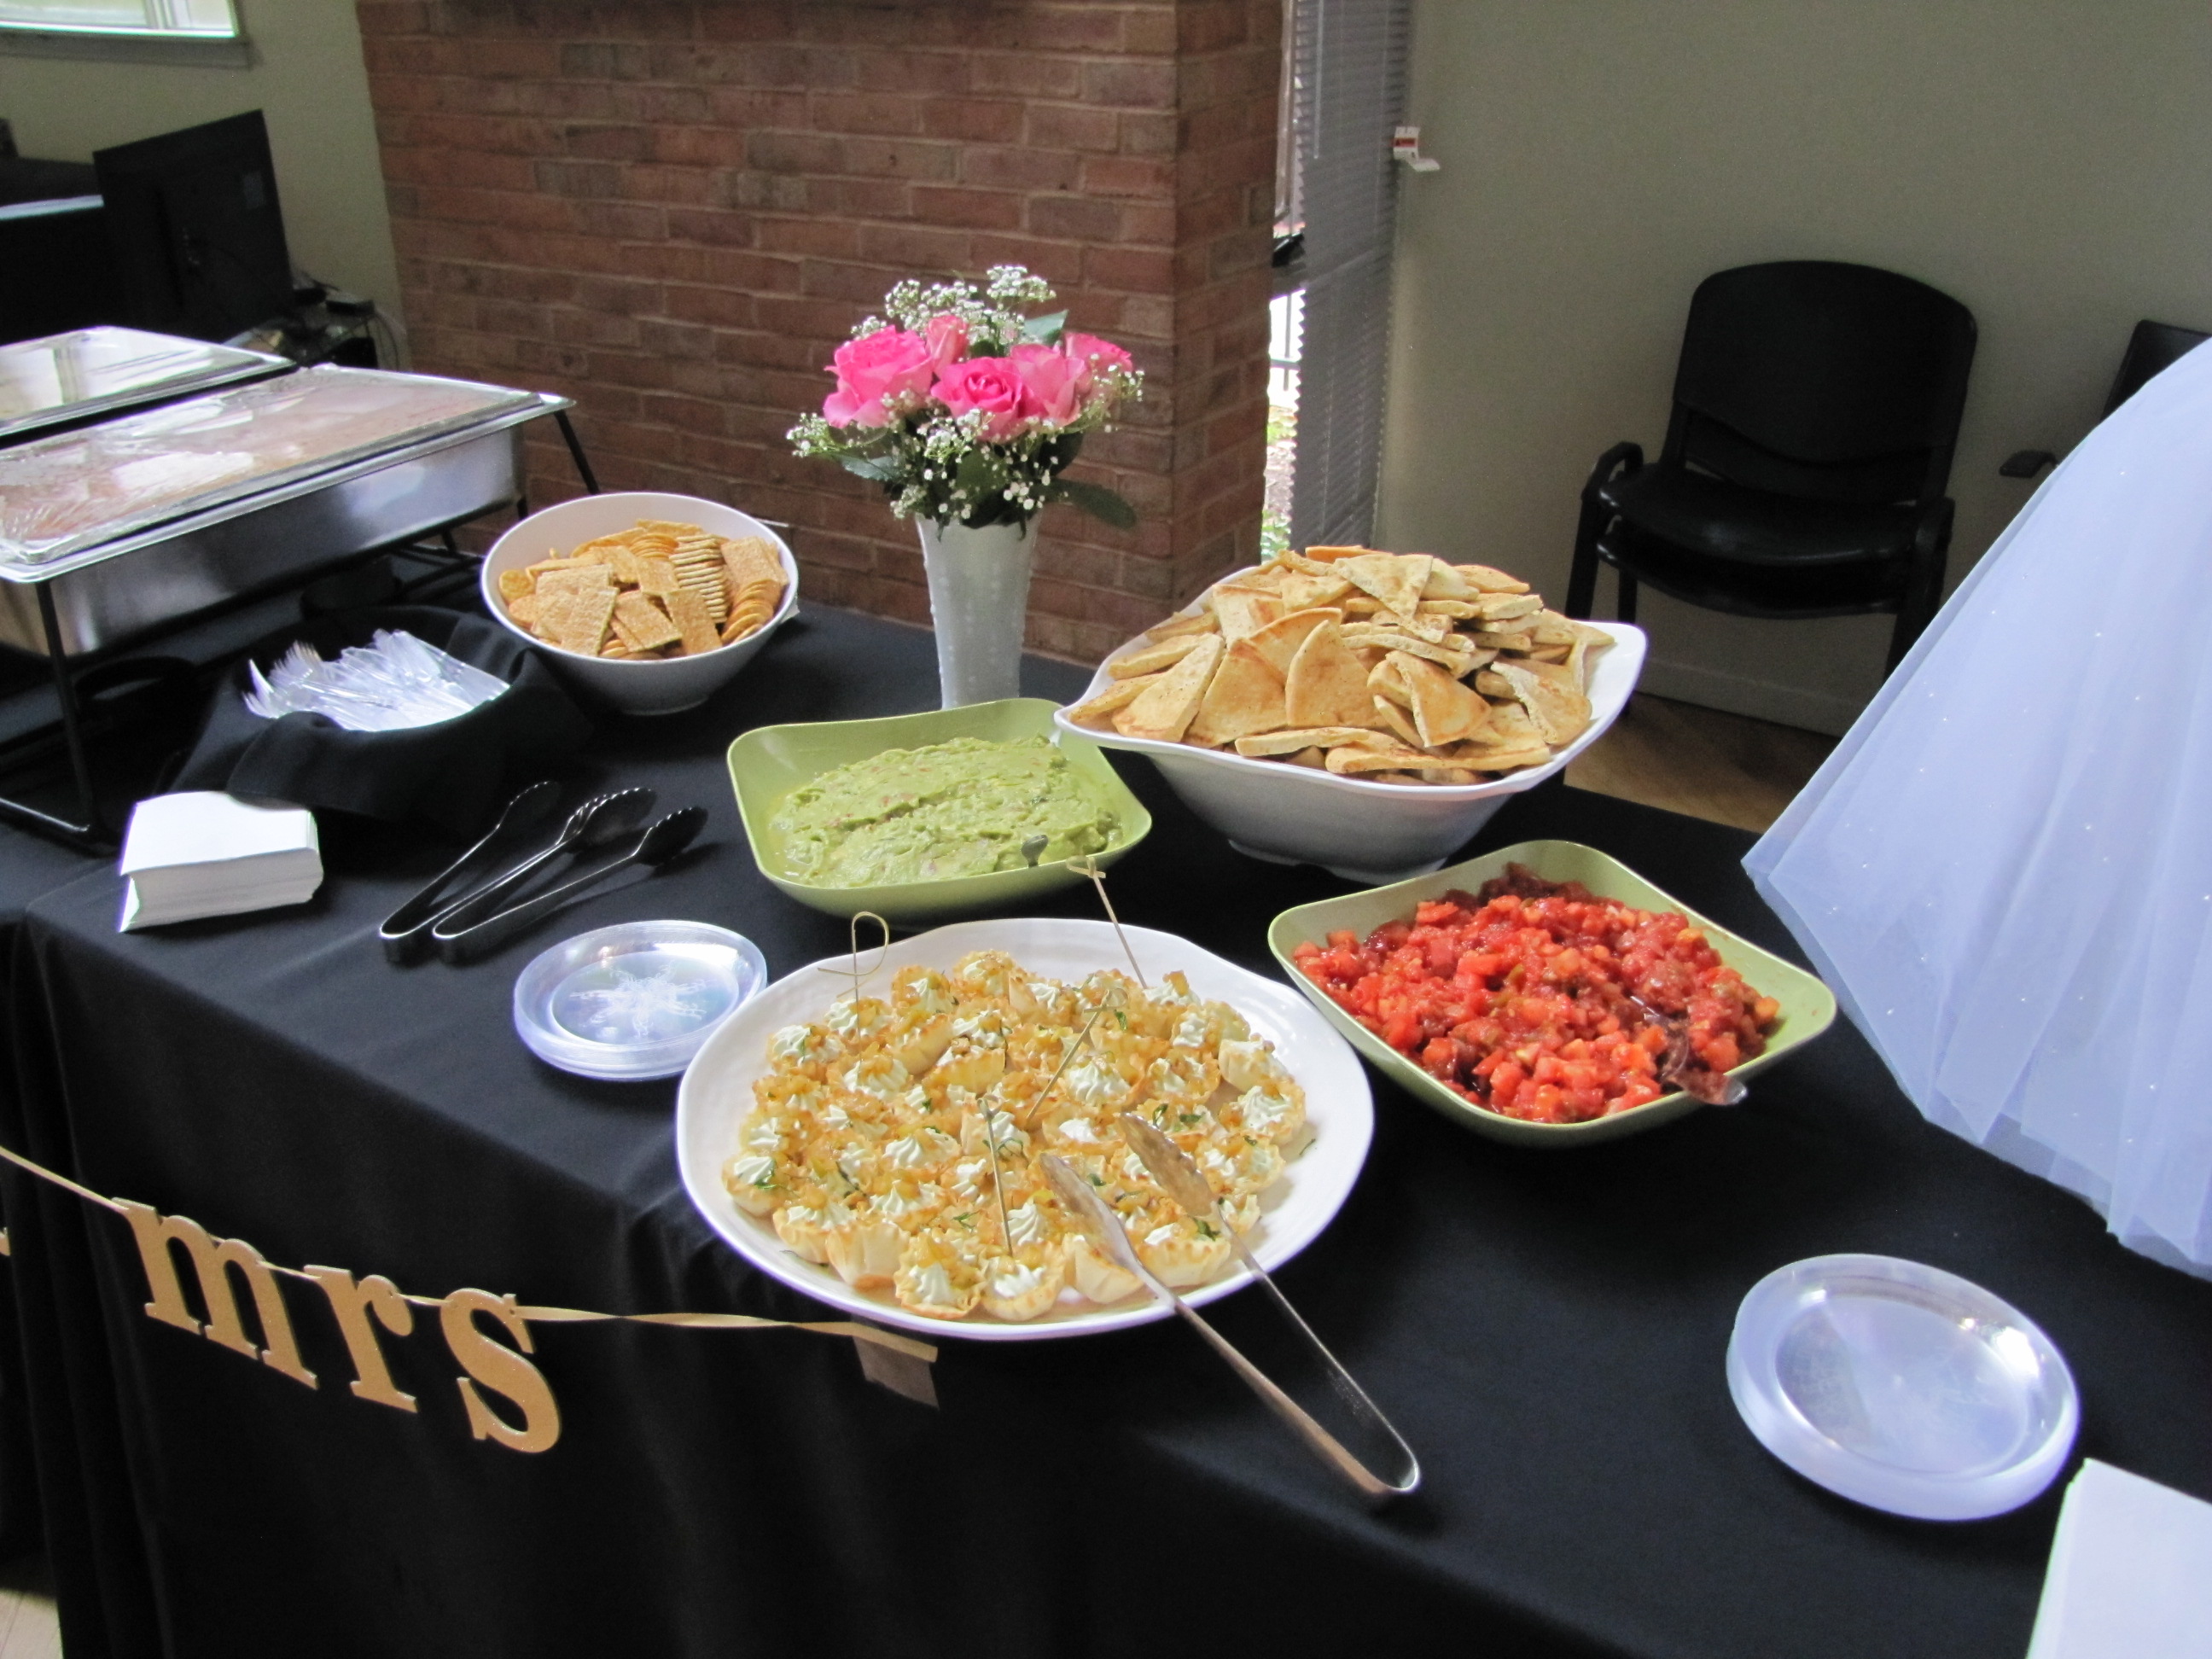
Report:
1726,1254,2079,1521
513,921,765,1081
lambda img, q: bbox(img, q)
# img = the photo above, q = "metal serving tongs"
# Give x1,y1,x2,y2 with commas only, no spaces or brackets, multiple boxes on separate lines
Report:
431,806,707,965
420,786,657,944
379,780,561,964
1039,1150,1420,1507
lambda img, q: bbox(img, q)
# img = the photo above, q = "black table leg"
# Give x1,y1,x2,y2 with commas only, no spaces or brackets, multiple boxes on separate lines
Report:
0,586,110,851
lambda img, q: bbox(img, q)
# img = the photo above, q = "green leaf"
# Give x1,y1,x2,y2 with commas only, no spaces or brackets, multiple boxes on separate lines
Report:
1051,479,1138,530
838,453,903,484
1021,309,1068,345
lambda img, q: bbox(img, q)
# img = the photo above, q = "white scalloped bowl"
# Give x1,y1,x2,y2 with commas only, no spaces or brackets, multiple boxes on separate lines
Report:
481,491,797,716
1052,604,1646,885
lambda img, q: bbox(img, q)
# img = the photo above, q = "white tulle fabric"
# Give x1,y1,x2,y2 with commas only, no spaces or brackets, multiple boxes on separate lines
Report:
1746,341,2212,1275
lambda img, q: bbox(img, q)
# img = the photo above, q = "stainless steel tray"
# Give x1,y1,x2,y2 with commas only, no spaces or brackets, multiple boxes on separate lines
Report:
0,395,563,655
0,327,293,445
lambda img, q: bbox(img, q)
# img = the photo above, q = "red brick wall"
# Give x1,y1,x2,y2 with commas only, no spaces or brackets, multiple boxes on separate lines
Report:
354,0,1278,663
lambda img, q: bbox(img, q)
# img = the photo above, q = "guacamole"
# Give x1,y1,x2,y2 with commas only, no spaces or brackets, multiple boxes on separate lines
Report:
771,736,1120,888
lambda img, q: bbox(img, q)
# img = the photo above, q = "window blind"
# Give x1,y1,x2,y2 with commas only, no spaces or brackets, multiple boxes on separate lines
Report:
1286,0,1409,551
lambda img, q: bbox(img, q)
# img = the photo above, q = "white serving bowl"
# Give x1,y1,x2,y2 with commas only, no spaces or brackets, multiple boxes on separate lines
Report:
1053,591,1645,885
481,491,798,716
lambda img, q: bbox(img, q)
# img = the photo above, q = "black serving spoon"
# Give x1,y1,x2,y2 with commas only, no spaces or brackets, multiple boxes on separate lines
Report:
434,806,707,965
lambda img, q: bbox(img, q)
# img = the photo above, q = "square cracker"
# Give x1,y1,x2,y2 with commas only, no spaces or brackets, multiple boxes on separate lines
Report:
544,585,617,655
665,586,722,656
720,536,783,594
614,591,683,652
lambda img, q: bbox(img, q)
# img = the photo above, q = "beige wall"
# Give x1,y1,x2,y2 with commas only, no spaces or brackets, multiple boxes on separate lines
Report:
1378,0,2212,733
0,0,401,332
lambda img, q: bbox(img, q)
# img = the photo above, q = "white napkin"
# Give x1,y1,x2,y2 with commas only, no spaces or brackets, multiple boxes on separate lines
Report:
2027,1460,2212,1658
118,792,322,931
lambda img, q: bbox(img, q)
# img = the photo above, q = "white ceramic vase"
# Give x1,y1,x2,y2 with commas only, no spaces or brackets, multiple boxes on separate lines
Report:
915,515,1036,707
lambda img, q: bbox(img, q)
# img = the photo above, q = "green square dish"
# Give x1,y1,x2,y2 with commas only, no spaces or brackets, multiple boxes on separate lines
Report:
727,697,1153,926
1266,840,1837,1145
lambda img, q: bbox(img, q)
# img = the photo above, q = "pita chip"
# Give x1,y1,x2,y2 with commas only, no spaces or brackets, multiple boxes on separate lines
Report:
1233,725,1387,756
1208,582,1286,643
1336,552,1433,622
1285,619,1386,729
1452,562,1533,594
1325,742,1436,777
1109,635,1208,679
1277,568,1355,610
1371,694,1424,749
1492,660,1592,746
1066,676,1156,731
1245,606,1340,677
1394,651,1494,748
1144,609,1219,642
1484,701,1546,748
1367,655,1413,707
1185,641,1289,747
1473,592,1545,623
1564,620,1614,688
1115,635,1223,742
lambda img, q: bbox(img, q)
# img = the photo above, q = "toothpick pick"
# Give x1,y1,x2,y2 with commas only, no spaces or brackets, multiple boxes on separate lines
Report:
1073,857,1146,987
977,1097,1014,1254
815,911,891,1004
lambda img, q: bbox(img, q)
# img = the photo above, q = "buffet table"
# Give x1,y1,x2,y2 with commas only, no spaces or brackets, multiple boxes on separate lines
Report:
3,603,2210,1659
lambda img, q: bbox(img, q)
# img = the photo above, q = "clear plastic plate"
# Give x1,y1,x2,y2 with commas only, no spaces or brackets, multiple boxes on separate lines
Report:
1727,1254,2079,1520
513,921,765,1081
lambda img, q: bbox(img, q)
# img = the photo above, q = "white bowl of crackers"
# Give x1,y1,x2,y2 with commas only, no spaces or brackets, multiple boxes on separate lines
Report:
1054,549,1645,884
482,492,797,716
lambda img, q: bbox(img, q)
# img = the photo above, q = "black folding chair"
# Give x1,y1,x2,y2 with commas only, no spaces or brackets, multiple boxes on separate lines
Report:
1567,260,1976,673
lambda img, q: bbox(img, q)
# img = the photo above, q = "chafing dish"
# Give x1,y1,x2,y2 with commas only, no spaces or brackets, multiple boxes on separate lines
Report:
0,326,292,447
0,365,568,656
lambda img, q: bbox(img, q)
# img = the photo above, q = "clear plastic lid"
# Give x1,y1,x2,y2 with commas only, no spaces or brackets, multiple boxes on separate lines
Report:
513,921,766,1082
0,326,289,441
1726,1254,2078,1520
0,364,540,569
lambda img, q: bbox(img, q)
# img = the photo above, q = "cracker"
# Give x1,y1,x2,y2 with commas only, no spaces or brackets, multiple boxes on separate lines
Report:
666,586,722,656
613,591,682,652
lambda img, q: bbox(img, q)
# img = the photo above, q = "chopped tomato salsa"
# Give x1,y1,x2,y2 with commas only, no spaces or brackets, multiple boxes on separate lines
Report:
1292,872,1781,1124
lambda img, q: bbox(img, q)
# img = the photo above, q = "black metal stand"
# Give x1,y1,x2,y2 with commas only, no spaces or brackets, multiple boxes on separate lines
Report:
0,408,603,853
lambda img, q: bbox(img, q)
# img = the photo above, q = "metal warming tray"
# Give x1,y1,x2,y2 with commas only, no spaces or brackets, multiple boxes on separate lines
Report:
0,326,293,446
0,366,566,655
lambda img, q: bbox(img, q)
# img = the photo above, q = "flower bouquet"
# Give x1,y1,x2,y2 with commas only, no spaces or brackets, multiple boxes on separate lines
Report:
789,267,1145,707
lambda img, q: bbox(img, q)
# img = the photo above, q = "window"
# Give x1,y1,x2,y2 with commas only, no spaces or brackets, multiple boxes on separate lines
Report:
0,0,247,66
1278,0,1410,552
0,0,238,35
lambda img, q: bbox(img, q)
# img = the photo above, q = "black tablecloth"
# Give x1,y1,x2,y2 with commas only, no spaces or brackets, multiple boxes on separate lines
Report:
4,605,2210,1659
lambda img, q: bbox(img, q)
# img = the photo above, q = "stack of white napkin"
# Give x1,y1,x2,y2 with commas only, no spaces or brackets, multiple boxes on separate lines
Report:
118,792,322,931
2029,1460,2212,1658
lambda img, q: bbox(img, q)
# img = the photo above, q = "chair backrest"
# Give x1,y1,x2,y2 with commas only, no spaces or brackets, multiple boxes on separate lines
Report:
2103,319,2209,416
1661,261,1976,505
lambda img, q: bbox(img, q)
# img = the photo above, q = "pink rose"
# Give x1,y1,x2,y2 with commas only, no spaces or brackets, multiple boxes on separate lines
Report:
822,327,936,428
931,355,1030,441
1061,331,1135,397
923,312,969,371
1009,342,1081,427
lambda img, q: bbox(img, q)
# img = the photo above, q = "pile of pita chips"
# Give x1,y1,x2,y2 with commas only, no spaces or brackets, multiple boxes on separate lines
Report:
496,520,787,661
1067,547,1615,785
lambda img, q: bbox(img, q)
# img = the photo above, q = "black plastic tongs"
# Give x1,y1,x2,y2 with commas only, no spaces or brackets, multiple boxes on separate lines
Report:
378,780,562,964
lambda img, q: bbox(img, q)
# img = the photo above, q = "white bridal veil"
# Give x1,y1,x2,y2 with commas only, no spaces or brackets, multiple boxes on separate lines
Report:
1746,340,2212,1275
